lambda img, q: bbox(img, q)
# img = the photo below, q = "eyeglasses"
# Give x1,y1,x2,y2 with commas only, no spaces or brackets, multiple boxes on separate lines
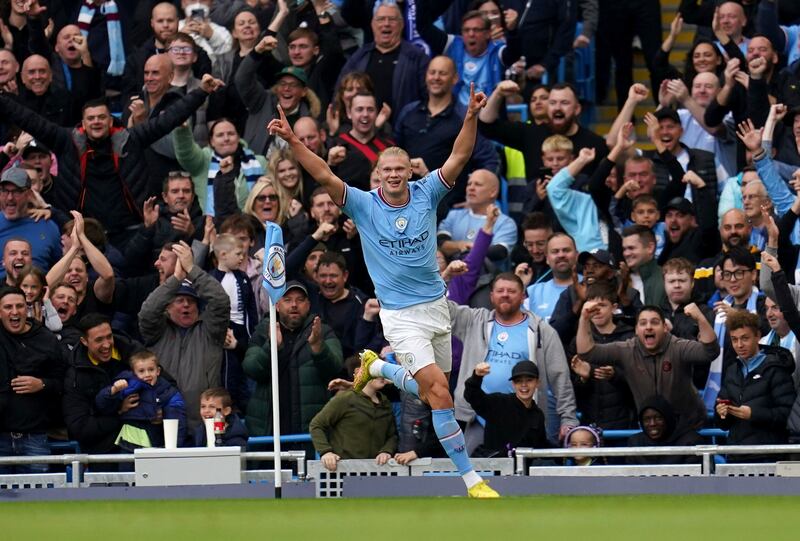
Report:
169,46,194,54
374,15,401,23
721,269,749,281
277,80,302,90
167,171,191,178
0,187,26,196
255,194,279,202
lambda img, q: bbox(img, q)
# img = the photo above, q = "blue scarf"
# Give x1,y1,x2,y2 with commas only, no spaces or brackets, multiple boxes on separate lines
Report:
78,0,125,76
206,147,263,216
704,289,760,409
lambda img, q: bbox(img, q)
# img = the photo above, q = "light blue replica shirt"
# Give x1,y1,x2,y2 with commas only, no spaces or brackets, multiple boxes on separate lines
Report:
525,279,570,321
341,169,450,310
481,316,530,395
437,208,518,249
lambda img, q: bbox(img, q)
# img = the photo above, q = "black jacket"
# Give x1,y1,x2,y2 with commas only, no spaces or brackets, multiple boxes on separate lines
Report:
464,372,549,456
0,321,68,433
716,345,796,447
645,145,718,207
62,334,143,453
0,89,209,238
567,322,638,430
626,395,704,465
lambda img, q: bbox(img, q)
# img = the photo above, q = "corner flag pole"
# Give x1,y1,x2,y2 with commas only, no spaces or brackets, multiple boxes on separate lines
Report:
262,221,287,499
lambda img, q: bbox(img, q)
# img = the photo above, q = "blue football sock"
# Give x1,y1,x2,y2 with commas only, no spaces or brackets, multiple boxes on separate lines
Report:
379,363,419,398
432,408,476,481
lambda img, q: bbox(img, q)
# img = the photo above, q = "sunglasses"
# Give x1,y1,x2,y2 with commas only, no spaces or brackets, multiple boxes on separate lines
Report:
255,194,279,202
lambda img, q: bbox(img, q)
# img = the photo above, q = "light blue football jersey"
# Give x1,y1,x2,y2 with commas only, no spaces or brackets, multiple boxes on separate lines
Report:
341,169,450,310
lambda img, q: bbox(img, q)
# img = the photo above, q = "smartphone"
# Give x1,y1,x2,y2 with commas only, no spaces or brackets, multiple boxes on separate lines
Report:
538,167,553,179
716,398,732,406
190,8,206,21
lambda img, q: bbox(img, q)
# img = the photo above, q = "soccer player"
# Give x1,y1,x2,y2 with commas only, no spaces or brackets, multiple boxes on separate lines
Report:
268,84,499,498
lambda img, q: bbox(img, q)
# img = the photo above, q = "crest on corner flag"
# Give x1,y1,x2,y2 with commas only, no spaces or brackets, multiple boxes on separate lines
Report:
262,221,286,304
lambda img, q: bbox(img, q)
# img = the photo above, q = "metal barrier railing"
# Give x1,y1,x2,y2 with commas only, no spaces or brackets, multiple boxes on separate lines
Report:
0,450,307,488
514,444,800,475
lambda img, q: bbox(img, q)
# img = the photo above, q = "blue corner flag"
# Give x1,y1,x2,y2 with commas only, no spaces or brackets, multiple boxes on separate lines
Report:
261,221,286,304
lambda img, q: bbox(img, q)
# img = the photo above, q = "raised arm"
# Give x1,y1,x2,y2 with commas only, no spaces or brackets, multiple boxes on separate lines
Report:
268,105,346,203
441,84,487,187
576,300,598,355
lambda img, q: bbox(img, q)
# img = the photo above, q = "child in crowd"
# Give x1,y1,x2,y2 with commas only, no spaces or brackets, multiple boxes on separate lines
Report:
17,266,61,331
95,351,186,450
194,387,249,449
463,360,549,457
210,233,258,412
564,425,604,466
630,195,665,257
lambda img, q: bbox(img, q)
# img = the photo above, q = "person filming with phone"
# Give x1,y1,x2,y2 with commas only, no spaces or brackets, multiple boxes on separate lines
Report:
715,309,795,460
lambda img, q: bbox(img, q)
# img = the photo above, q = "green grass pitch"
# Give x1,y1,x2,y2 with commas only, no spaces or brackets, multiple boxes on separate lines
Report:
1,495,798,540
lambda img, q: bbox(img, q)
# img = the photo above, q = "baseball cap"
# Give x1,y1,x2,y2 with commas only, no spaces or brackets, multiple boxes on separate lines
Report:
277,66,308,86
174,279,201,301
0,167,31,189
654,108,680,124
509,360,539,380
578,249,617,270
285,280,309,297
664,197,695,216
21,139,50,159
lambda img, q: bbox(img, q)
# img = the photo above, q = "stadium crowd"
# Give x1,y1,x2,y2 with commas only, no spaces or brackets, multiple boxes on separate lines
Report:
2,0,800,473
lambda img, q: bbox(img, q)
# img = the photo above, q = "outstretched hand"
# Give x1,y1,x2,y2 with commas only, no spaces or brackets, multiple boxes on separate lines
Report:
736,119,763,153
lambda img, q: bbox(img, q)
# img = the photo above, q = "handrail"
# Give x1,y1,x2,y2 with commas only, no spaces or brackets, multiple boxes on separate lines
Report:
514,444,800,475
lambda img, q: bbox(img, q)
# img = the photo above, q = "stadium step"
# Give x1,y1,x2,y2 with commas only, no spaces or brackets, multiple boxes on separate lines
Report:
590,0,696,149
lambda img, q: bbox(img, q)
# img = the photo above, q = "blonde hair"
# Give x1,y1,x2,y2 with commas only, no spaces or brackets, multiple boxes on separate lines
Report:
244,177,287,226
376,146,411,168
212,233,241,255
268,147,303,202
541,135,573,154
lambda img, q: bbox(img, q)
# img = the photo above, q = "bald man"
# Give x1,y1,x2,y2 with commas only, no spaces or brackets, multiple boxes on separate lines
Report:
18,54,73,126
395,56,499,214
438,169,517,261
694,208,756,303
123,2,212,104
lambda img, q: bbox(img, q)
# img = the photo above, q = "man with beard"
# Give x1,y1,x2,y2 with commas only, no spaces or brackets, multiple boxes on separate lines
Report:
2,238,32,286
577,300,718,432
518,233,577,322
243,281,342,441
395,56,499,211
449,272,577,447
694,208,755,303
478,81,607,181
657,197,721,265
0,167,61,281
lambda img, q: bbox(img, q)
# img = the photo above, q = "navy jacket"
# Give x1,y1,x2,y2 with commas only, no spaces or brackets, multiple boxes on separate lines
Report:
192,412,249,449
337,40,429,117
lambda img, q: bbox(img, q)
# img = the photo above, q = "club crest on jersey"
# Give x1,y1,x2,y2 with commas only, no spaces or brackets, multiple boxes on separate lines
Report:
497,332,509,343
395,216,409,232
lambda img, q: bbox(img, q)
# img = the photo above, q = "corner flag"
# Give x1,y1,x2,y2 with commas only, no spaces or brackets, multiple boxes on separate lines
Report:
262,221,286,303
